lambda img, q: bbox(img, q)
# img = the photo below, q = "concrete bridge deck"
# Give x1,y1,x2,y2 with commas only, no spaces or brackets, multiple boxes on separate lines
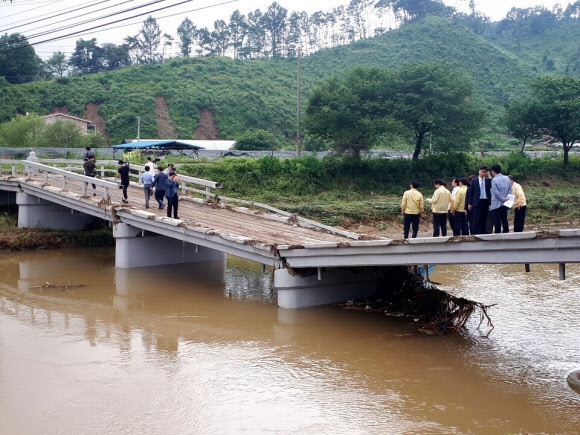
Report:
1,158,579,308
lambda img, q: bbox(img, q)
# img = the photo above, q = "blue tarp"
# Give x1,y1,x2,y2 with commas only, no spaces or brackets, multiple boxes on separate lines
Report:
111,140,205,151
111,140,205,157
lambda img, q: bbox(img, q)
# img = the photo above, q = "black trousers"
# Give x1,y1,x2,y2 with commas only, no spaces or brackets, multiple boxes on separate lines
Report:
492,206,509,233
403,214,420,239
514,205,527,232
432,213,448,237
453,212,469,236
472,199,490,234
447,211,455,235
155,189,165,207
121,182,129,200
167,194,179,218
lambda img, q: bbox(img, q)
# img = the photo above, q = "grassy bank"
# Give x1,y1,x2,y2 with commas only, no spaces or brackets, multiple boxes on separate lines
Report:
176,152,580,228
0,211,114,251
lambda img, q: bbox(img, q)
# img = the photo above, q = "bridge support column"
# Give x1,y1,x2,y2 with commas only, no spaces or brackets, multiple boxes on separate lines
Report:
274,267,380,309
16,192,95,230
114,222,225,268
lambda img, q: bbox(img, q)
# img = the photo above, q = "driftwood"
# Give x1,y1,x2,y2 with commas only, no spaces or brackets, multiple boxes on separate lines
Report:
31,282,86,290
337,268,495,336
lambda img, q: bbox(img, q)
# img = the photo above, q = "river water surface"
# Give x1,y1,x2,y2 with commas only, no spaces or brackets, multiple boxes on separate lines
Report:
0,248,578,434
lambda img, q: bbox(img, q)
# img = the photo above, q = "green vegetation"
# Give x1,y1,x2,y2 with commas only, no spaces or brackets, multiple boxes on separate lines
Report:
1,13,579,151
305,64,484,159
178,153,580,227
0,114,107,149
503,76,580,165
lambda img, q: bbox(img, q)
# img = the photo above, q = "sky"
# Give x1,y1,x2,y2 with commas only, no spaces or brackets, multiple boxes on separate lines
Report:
0,0,574,59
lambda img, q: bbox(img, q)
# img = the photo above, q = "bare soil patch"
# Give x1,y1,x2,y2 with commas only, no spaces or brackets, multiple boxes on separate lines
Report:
194,109,221,139
155,96,177,138
85,103,107,137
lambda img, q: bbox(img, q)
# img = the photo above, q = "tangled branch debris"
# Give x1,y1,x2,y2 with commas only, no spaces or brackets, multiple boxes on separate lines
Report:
336,267,495,336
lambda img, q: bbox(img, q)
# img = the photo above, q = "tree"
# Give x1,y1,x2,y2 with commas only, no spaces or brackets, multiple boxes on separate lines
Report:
177,18,197,57
100,43,131,70
502,100,542,152
0,114,45,147
263,2,288,58
305,64,484,160
305,67,399,158
234,130,276,150
0,33,39,83
46,51,68,78
37,119,84,148
390,63,485,160
229,10,248,59
69,38,102,74
529,76,580,165
127,16,162,64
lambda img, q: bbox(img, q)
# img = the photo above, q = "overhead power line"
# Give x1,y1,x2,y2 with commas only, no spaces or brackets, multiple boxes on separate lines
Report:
0,0,167,48
1,0,119,33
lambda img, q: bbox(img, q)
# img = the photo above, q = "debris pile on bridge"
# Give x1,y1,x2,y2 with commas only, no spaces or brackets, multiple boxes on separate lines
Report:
336,267,495,335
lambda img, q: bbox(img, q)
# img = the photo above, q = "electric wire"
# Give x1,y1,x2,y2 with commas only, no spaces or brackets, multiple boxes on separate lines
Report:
0,0,168,48
1,0,120,33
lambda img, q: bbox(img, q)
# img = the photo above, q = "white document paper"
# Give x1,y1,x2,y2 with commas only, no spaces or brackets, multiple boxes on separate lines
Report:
503,194,515,208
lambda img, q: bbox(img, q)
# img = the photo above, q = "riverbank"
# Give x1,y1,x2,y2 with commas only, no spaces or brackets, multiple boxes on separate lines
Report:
0,210,114,251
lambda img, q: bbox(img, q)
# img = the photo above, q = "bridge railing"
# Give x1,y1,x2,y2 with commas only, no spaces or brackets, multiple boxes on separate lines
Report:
29,158,223,201
23,161,120,200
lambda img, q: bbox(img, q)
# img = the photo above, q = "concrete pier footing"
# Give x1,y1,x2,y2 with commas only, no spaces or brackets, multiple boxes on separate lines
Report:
274,267,380,309
114,222,226,268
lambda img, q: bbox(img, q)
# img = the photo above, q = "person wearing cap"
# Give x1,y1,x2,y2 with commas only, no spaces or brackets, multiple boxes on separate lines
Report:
164,171,180,219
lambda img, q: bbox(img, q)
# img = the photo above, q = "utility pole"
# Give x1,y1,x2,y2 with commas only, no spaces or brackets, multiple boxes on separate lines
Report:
137,116,141,141
296,46,302,157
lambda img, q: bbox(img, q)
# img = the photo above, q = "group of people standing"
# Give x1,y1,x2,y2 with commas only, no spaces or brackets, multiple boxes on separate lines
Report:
401,164,527,239
115,157,180,219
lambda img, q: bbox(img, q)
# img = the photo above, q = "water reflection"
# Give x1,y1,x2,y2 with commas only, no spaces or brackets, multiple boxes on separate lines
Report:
0,248,578,434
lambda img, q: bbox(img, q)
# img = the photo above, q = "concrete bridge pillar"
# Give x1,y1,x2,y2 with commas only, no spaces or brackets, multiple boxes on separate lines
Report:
273,267,380,309
16,192,95,230
114,222,226,268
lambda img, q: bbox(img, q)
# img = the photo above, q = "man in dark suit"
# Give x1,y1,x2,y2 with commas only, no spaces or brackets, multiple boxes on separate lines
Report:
467,166,492,234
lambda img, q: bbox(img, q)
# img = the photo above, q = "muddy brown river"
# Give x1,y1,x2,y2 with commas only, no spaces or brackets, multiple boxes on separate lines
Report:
0,248,578,434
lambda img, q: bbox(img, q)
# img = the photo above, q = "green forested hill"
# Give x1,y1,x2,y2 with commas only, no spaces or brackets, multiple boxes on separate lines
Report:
0,16,572,146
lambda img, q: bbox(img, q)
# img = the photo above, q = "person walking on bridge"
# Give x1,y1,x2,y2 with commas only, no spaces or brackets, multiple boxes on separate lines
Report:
401,180,424,239
83,156,97,195
152,166,168,210
116,160,130,203
165,171,180,219
140,165,155,209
